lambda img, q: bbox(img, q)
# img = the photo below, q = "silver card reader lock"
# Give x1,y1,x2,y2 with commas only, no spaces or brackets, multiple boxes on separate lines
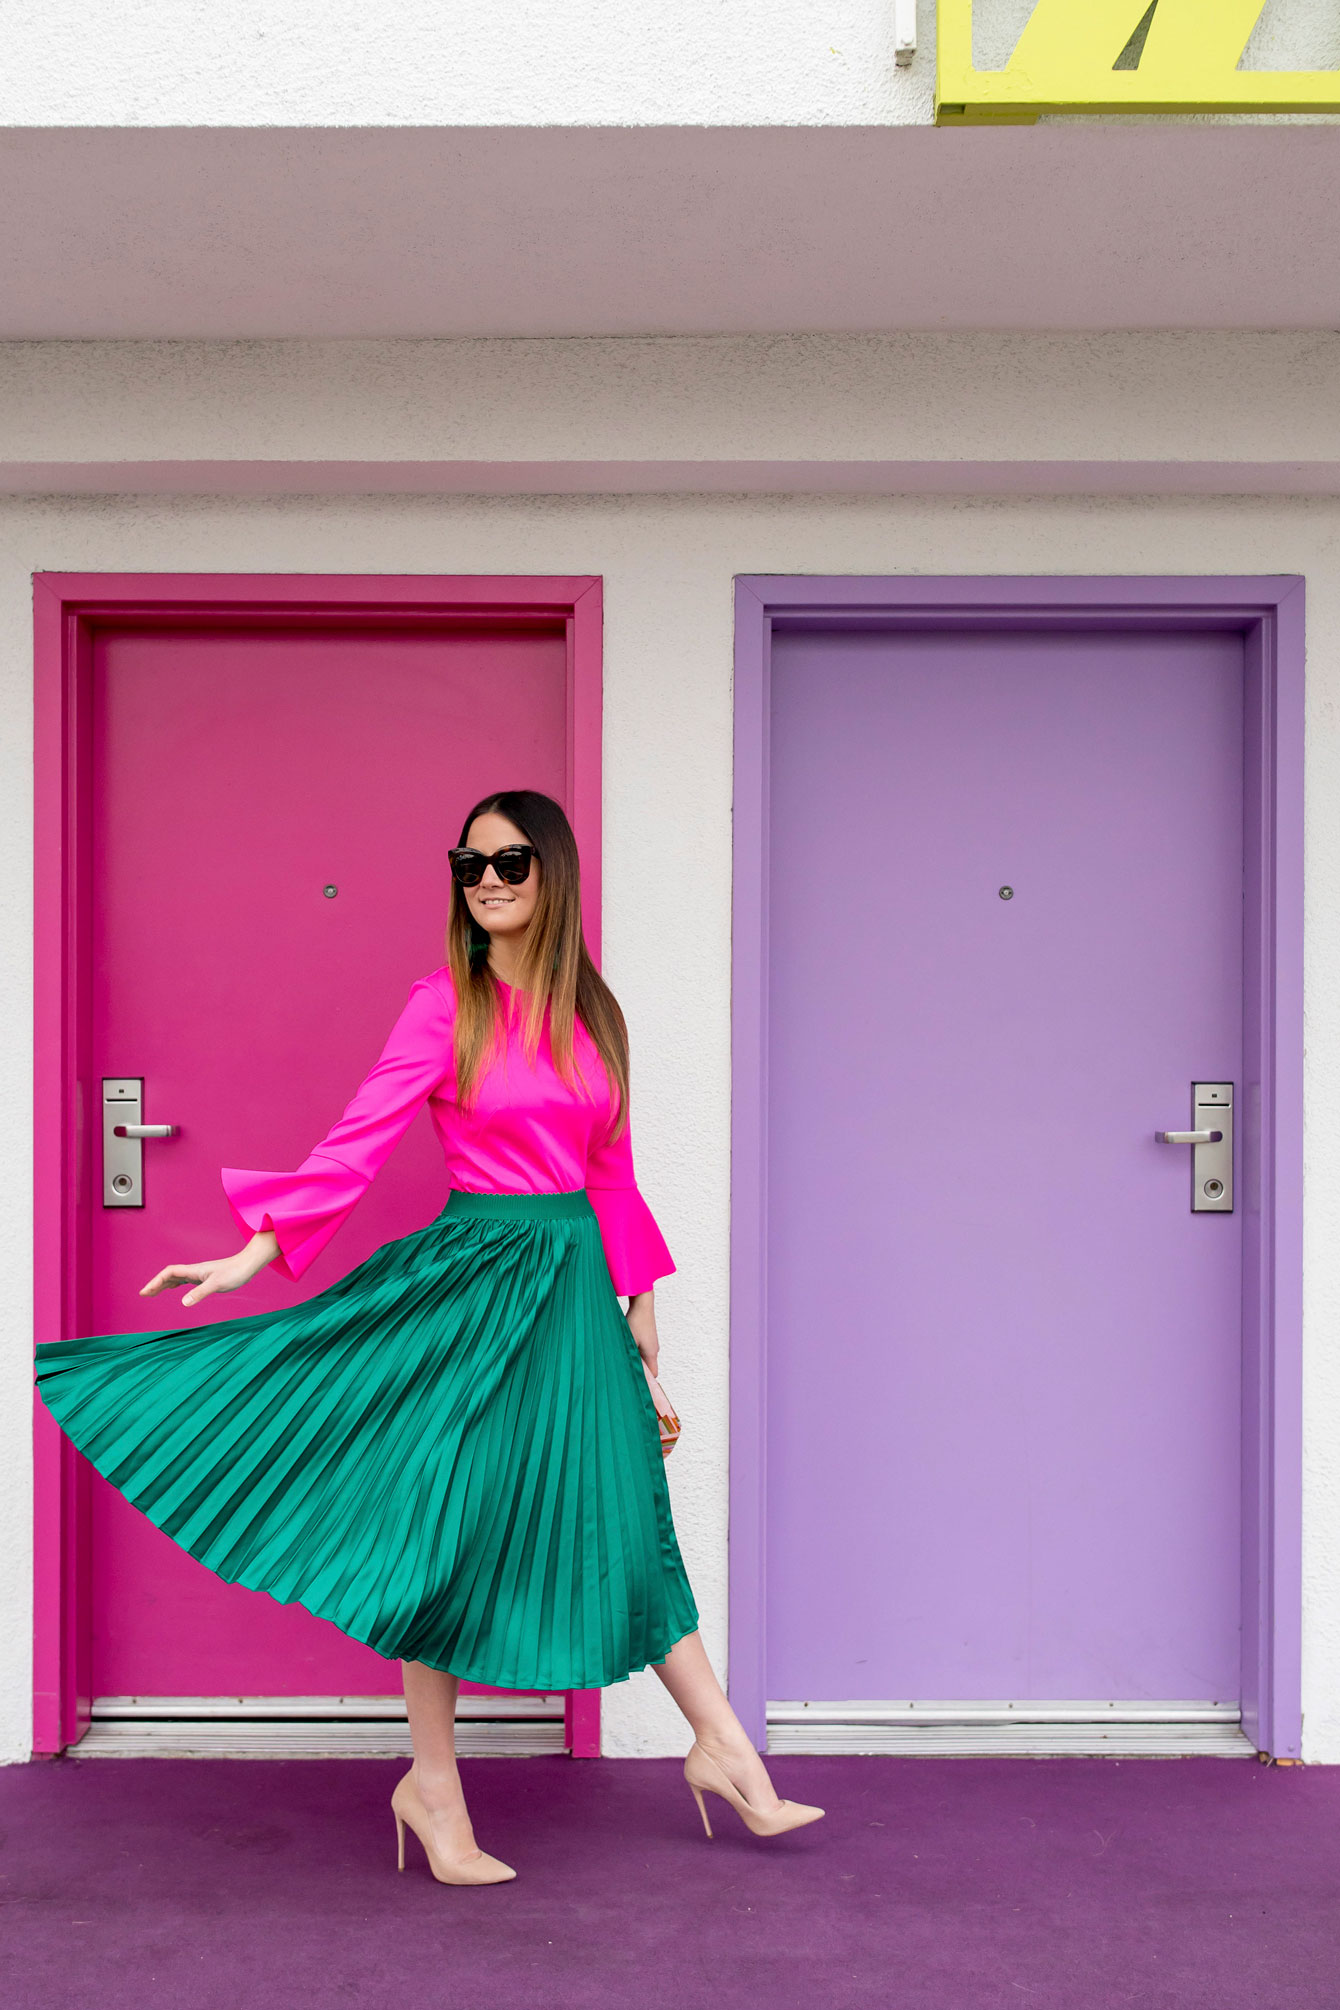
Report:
103,1078,179,1207
1155,1082,1233,1213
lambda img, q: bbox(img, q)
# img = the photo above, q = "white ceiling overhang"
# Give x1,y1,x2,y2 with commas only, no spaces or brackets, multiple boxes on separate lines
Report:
4,125,1340,497
2,123,1338,340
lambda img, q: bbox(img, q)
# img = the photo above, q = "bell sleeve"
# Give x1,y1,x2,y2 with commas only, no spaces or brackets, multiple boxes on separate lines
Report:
584,1110,675,1297
220,973,455,1281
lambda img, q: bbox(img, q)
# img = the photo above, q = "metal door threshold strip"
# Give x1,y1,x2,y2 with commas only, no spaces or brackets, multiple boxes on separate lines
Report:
76,1694,566,1759
766,1701,1254,1757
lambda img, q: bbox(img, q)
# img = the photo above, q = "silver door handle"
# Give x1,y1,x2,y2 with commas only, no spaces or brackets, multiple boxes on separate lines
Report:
103,1078,178,1205
1157,1084,1234,1213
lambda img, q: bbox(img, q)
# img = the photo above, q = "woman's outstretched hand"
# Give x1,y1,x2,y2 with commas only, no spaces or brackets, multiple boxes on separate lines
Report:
140,1230,280,1308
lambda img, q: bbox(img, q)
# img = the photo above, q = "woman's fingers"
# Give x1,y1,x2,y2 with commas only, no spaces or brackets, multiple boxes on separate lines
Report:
140,1246,264,1302
141,1257,254,1307
141,1266,196,1296
644,1370,674,1418
140,1262,212,1297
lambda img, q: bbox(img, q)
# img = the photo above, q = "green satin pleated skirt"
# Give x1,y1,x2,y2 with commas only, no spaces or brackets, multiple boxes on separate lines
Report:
34,1190,698,1692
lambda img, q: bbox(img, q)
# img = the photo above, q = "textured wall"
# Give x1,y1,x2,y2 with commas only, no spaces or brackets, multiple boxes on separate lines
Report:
3,0,1337,129
0,0,928,127
1,483,1338,1764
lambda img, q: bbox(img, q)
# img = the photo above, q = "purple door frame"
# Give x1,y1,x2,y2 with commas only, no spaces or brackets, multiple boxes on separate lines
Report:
730,575,1304,1758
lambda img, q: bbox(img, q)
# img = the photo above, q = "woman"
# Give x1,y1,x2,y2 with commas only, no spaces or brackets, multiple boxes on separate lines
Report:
36,789,822,1885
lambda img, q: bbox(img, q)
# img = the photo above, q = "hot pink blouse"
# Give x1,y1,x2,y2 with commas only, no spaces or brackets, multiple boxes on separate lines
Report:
221,969,674,1295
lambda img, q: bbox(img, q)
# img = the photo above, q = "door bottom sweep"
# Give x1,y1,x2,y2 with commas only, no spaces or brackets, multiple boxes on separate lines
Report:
766,1700,1253,1757
75,1694,566,1759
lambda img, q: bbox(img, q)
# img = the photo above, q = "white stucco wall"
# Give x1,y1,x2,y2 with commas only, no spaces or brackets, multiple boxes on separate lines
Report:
0,0,928,127
0,482,1338,1765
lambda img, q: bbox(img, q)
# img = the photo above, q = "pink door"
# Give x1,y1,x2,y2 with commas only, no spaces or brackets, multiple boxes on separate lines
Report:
86,613,573,1703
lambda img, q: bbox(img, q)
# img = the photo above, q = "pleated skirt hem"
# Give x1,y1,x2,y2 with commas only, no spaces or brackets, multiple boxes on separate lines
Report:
35,1190,699,1694
73,1470,700,1690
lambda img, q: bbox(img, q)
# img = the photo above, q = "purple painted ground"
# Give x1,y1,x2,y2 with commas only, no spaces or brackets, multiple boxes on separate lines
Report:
3,1756,1337,2010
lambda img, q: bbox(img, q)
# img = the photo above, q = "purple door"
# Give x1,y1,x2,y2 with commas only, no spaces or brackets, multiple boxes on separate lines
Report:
765,626,1243,1704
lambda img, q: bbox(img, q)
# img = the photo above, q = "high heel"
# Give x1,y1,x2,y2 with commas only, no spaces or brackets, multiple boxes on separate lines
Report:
683,1742,824,1840
390,1773,516,1885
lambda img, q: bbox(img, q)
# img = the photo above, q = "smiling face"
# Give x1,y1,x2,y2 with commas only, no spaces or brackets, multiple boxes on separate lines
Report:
461,810,542,943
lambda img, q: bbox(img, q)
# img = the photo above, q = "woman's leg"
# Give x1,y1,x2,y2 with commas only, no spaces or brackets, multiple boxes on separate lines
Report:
651,1631,784,1811
400,1661,485,1858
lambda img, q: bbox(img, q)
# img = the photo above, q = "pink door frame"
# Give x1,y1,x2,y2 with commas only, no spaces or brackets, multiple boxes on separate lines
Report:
32,571,605,1758
730,575,1305,1758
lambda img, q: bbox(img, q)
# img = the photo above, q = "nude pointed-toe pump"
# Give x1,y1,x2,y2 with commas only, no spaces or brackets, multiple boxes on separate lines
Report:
683,1742,825,1840
391,1774,516,1885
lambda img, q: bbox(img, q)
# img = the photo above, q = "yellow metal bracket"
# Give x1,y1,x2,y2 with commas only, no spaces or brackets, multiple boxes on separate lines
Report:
936,0,1340,124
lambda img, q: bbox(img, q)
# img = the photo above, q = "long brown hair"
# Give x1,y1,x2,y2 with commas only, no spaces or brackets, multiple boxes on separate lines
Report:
446,790,630,1134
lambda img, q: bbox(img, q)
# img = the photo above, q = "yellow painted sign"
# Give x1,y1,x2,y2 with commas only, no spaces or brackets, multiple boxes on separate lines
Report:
936,0,1340,123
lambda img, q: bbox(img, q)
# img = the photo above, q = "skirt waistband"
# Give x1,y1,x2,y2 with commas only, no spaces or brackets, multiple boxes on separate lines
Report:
443,1188,595,1222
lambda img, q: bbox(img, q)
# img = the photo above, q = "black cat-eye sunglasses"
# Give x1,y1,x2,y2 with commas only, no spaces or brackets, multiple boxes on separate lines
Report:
448,844,537,887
